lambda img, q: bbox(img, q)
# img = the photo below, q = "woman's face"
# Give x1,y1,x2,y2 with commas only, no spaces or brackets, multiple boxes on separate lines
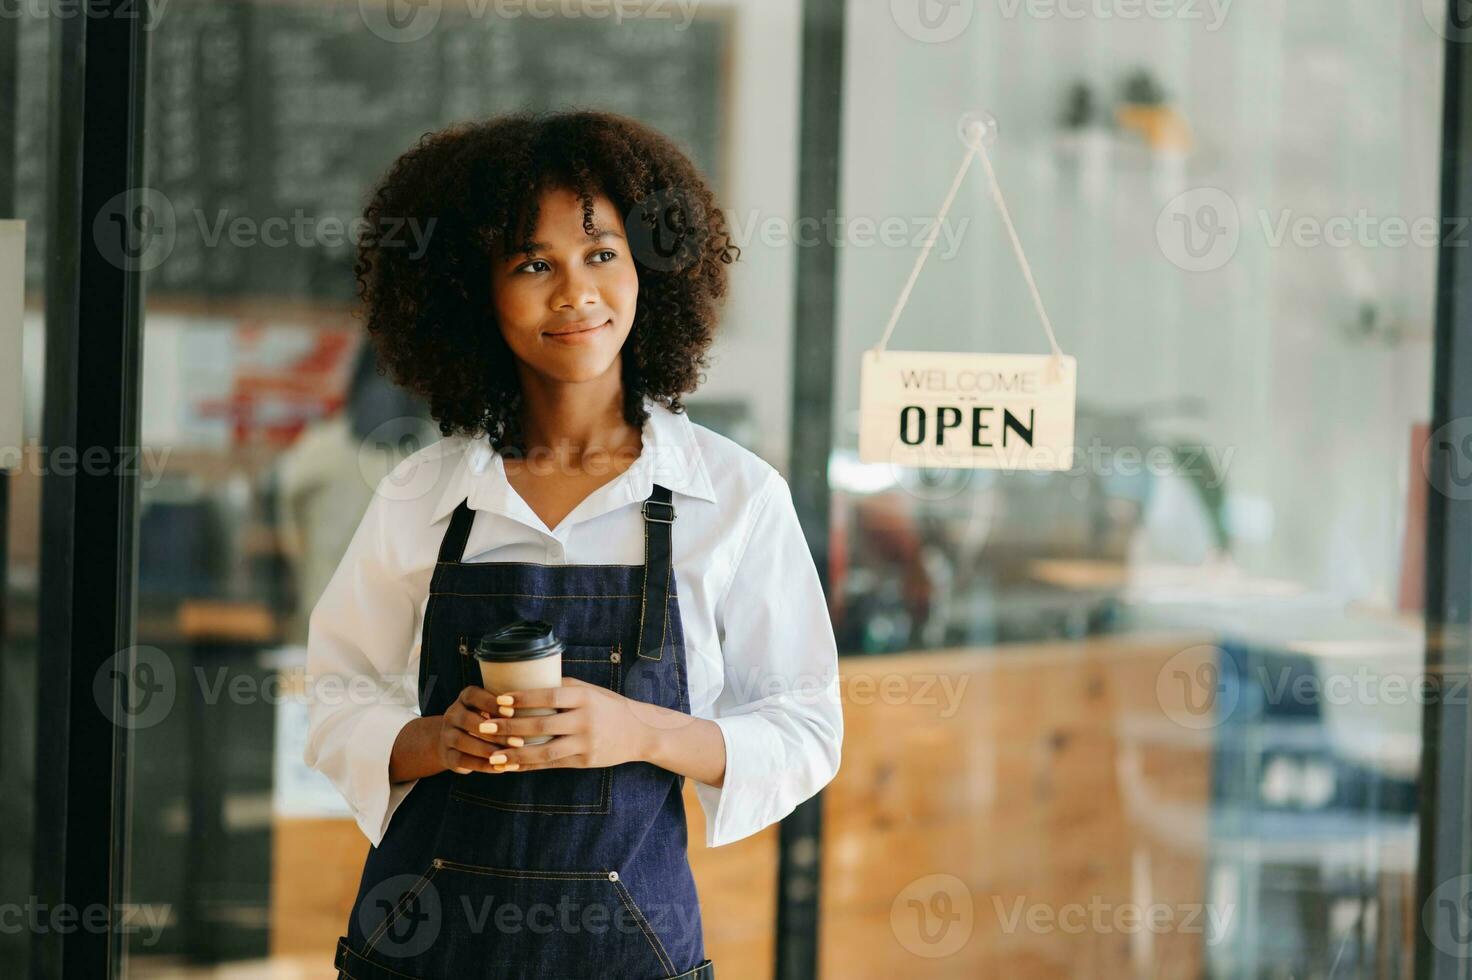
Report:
489,186,639,387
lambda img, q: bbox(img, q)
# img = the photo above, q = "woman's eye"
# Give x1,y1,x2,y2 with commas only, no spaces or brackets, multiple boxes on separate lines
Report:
517,251,614,273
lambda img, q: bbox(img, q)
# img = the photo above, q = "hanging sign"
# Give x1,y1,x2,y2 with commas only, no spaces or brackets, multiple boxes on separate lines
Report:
859,111,1076,472
0,221,22,463
860,350,1076,470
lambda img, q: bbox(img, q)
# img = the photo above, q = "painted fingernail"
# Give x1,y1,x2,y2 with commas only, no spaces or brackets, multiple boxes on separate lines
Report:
478,721,498,734
496,694,515,706
502,763,520,771
452,767,472,774
499,706,514,717
490,753,507,764
492,764,506,772
507,736,524,747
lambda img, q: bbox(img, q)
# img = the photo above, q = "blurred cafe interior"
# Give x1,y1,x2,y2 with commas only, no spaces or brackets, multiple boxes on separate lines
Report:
2,0,1467,977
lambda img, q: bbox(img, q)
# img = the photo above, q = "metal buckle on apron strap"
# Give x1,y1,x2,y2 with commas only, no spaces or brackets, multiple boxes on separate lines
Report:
642,500,676,523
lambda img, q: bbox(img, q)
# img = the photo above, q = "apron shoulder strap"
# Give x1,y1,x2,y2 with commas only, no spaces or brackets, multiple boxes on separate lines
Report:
438,499,475,564
636,484,676,661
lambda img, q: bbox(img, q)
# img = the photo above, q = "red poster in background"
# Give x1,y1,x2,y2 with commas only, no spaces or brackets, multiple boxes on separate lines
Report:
195,322,358,448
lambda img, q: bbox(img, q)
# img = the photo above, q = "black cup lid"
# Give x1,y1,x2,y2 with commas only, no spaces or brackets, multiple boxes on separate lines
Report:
473,620,564,662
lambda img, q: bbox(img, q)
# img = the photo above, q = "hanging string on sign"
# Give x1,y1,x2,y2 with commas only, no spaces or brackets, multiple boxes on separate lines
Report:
871,110,1065,375
859,110,1077,472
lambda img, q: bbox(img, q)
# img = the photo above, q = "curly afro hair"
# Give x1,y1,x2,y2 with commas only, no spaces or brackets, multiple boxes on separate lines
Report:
353,109,740,454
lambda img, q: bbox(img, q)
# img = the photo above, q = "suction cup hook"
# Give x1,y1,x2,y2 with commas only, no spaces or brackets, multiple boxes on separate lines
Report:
957,110,999,152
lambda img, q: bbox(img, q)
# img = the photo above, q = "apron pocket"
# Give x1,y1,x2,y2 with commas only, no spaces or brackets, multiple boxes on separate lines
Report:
452,643,621,815
336,934,431,980
432,859,676,979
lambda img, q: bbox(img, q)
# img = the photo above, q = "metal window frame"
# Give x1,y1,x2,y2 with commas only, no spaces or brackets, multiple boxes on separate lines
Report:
31,0,148,976
779,0,846,977
1418,11,1472,980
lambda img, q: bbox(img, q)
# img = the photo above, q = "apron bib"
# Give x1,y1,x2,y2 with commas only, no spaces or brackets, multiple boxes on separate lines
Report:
334,485,714,979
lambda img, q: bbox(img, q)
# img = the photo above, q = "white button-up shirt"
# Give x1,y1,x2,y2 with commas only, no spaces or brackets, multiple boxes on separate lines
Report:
302,399,844,849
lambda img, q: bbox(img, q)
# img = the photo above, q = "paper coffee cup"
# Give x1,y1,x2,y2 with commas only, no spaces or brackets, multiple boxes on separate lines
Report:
474,620,563,746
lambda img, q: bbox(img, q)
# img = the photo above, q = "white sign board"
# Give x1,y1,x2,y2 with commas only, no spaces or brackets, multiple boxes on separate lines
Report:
859,349,1077,471
0,221,22,462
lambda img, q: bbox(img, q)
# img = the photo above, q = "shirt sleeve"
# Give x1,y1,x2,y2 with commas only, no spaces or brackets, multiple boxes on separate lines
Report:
301,479,424,847
693,471,844,848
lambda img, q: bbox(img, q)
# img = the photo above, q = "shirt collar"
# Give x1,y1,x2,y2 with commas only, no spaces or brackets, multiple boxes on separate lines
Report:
430,399,717,527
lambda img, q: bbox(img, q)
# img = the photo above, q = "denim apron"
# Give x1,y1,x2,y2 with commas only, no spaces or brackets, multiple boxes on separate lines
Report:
334,484,715,979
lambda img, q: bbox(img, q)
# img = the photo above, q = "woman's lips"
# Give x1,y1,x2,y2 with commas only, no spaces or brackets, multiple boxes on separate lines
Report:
544,318,612,345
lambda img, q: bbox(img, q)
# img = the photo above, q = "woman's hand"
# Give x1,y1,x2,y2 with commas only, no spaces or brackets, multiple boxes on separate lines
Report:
478,677,692,772
435,685,520,775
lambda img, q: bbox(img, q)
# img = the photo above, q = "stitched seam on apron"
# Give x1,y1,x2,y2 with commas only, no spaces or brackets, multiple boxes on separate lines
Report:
658,544,672,661
668,962,713,979
337,943,422,980
363,864,440,955
450,780,610,813
673,651,688,715
668,959,712,977
418,600,439,713
612,879,677,976
638,515,664,662
636,517,650,659
434,860,609,880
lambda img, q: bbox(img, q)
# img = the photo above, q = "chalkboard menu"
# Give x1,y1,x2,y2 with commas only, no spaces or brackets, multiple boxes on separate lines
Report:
21,2,728,301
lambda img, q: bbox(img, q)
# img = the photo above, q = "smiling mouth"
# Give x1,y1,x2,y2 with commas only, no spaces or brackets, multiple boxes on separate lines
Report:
545,318,612,338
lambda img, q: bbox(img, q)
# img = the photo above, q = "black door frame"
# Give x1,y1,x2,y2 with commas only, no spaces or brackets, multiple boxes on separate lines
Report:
777,0,846,977
1417,9,1472,980
30,0,148,976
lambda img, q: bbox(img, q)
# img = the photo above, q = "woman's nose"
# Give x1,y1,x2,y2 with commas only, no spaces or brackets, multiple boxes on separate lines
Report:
552,267,600,310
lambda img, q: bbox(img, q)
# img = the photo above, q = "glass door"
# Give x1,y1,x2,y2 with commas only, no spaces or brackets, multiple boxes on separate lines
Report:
820,2,1448,977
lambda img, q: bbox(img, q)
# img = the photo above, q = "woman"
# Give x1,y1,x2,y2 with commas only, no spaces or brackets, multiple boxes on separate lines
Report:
304,109,843,979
